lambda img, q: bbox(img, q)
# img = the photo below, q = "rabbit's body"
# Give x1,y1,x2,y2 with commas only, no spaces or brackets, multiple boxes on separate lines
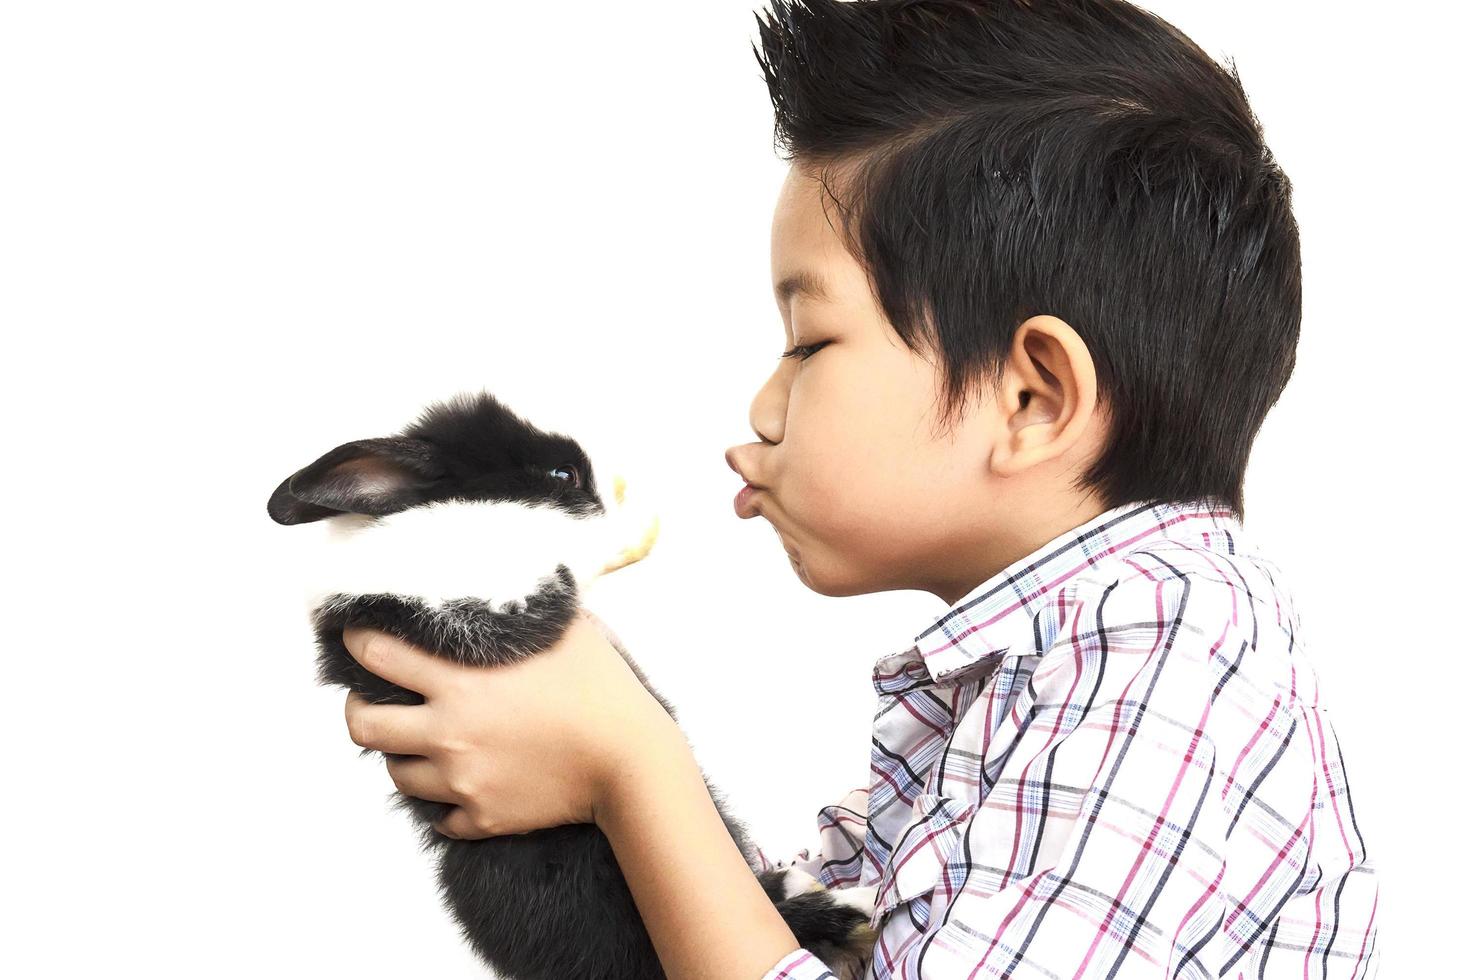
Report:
269,392,877,980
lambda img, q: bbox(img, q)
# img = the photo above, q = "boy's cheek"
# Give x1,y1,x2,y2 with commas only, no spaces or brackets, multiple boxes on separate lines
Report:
779,476,912,592
782,461,859,529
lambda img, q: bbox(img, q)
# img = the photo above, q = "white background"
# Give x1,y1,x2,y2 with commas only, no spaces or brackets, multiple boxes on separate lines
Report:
3,2,1462,976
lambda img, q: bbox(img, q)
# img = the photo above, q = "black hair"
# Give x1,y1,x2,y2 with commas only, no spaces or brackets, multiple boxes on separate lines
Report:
752,0,1300,519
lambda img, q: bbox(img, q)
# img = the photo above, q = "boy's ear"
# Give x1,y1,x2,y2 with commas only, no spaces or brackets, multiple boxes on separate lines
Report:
266,437,446,525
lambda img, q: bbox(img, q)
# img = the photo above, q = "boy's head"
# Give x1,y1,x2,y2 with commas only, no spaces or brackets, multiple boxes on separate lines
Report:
725,0,1300,603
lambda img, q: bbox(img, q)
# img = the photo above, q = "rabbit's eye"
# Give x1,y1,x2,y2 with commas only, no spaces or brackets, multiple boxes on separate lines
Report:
548,464,582,489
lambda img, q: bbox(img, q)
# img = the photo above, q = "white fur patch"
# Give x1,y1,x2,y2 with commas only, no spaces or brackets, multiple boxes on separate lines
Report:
829,884,878,915
300,498,605,613
777,867,826,900
304,510,640,616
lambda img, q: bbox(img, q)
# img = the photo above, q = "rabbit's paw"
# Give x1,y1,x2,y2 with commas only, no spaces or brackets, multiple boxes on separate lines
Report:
758,867,878,980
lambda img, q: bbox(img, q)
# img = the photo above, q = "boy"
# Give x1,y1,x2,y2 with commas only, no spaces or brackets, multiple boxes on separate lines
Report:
341,0,1378,976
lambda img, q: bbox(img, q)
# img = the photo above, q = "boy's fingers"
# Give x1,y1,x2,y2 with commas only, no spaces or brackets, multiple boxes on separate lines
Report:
383,755,457,805
342,627,445,697
344,689,433,755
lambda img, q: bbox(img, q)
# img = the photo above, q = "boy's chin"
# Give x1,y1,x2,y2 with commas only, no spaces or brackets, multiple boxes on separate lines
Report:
790,553,865,597
787,550,816,589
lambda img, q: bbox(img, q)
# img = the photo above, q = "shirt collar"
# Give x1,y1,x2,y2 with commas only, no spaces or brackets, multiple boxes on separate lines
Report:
871,498,1245,695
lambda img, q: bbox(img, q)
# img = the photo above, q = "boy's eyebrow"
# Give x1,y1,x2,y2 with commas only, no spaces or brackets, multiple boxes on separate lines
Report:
773,269,830,306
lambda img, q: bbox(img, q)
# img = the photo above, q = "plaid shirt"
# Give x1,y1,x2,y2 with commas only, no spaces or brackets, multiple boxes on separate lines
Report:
755,499,1379,978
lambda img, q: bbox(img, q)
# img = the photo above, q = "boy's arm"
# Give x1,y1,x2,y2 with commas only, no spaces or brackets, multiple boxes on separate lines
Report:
585,608,868,978
596,719,804,980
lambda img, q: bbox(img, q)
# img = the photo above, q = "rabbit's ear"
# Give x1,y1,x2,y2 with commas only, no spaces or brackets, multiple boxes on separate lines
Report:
266,437,446,525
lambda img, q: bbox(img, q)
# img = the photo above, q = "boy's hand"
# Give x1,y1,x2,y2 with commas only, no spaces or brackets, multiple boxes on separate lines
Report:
341,609,683,839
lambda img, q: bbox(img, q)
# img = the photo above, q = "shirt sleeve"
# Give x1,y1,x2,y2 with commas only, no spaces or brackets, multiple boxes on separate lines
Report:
762,947,843,979
763,572,1378,978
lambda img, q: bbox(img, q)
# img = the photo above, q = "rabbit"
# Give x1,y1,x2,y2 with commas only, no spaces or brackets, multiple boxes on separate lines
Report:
266,389,878,980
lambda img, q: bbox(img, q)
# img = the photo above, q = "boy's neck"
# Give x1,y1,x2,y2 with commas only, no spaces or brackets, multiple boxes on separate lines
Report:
926,491,1110,606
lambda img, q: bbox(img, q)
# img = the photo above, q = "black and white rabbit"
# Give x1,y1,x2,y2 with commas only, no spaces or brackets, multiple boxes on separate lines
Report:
266,390,877,980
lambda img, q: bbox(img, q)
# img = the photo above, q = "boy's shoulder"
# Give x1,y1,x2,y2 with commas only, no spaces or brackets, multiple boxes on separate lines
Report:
1062,530,1311,703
